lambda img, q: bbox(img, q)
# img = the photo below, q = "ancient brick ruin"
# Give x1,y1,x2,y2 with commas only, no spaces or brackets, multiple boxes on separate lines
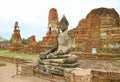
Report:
8,7,120,55
9,22,24,52
39,8,60,53
4,7,120,82
25,35,39,54
70,8,120,54
39,7,120,54
0,42,9,50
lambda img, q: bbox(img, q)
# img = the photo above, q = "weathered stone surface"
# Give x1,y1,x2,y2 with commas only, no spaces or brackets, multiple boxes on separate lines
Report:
22,60,38,76
78,60,120,72
38,15,79,76
64,72,73,82
29,35,37,47
48,8,60,36
64,68,91,82
0,56,25,64
70,7,120,53
91,70,120,82
25,35,39,54
75,52,120,61
9,21,24,53
64,68,120,82
39,8,60,53
71,68,91,82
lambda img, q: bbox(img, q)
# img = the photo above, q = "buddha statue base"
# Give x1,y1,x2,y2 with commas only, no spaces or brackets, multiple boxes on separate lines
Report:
38,54,79,76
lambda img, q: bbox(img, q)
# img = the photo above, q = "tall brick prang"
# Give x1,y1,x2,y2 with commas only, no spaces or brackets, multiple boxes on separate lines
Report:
39,8,60,53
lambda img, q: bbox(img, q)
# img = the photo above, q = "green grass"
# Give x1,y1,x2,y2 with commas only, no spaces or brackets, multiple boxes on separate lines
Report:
0,50,39,60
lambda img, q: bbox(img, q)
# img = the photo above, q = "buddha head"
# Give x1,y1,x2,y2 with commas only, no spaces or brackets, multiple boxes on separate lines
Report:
60,15,69,32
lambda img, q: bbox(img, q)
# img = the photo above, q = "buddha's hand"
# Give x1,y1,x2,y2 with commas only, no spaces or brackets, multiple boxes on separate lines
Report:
39,50,50,59
65,47,75,54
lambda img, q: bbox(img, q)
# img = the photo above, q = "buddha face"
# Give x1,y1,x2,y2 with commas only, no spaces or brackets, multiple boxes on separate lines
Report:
60,22,68,32
60,15,69,32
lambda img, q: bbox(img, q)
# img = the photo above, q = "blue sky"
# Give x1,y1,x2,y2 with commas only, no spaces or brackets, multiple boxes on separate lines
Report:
0,0,120,41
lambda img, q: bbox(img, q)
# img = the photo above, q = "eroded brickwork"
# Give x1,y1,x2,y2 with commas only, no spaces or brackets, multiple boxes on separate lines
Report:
39,8,60,53
25,35,39,54
9,22,24,53
70,8,120,53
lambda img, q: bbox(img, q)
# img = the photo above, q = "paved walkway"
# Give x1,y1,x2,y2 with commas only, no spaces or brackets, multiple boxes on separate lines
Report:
0,63,51,82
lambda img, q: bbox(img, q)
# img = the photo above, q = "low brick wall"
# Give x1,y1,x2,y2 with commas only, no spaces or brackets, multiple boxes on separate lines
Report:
1,55,120,82
75,52,120,61
91,70,120,82
64,69,120,82
0,56,25,64
22,64,35,76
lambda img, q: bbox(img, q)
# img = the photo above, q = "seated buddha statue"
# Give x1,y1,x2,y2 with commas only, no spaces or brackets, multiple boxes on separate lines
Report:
38,15,79,75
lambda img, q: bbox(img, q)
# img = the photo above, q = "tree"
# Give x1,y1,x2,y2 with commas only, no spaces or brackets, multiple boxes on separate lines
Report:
22,37,30,45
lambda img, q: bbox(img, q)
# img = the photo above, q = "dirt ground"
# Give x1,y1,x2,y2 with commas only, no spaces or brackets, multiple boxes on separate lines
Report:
0,63,52,82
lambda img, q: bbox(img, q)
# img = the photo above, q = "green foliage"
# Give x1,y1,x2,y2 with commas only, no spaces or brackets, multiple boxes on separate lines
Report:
0,35,10,43
9,34,30,44
0,50,39,60
22,37,30,44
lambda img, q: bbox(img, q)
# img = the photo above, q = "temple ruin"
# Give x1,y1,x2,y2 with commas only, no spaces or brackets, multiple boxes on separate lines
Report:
25,35,39,54
70,8,120,54
8,7,120,55
39,8,60,53
9,22,24,53
3,7,120,82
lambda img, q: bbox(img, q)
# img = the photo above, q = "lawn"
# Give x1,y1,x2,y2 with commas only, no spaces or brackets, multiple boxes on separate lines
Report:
0,50,39,60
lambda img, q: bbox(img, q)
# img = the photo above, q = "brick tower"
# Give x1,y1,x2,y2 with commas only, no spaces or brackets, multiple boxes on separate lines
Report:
9,21,24,53
39,8,60,53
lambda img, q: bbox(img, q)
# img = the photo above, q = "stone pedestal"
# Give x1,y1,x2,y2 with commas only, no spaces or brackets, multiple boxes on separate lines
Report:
38,54,79,76
64,72,74,82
